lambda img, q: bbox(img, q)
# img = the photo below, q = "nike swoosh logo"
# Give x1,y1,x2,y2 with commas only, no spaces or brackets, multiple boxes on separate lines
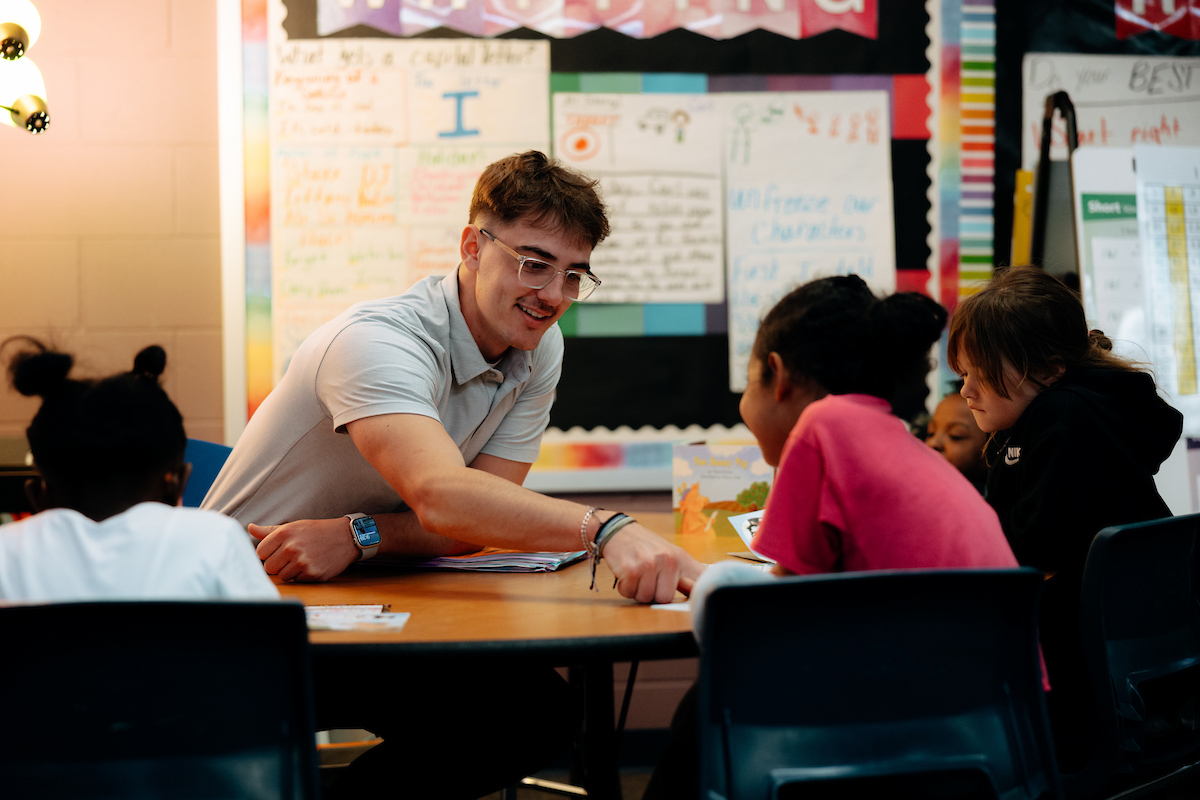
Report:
1004,454,1020,466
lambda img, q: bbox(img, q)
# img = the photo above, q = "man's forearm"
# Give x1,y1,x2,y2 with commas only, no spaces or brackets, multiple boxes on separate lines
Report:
372,509,482,558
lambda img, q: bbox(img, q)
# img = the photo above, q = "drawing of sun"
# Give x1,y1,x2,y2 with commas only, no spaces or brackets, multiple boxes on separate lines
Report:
560,127,600,160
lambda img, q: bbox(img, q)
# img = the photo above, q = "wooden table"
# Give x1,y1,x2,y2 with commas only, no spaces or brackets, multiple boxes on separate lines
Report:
279,512,744,799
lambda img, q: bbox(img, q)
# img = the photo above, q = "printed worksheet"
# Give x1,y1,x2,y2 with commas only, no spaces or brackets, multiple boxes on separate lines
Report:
1136,145,1200,435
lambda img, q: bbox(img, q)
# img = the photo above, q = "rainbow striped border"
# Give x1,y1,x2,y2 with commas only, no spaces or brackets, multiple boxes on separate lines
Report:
244,0,273,418
958,0,995,297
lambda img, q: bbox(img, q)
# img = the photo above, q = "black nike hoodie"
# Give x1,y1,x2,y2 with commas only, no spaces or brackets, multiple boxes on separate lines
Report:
983,367,1182,767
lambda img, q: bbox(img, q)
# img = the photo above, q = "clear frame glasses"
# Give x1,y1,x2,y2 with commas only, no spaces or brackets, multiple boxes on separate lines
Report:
478,228,601,301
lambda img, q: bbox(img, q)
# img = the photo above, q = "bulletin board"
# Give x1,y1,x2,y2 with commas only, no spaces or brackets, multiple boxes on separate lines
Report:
218,0,942,466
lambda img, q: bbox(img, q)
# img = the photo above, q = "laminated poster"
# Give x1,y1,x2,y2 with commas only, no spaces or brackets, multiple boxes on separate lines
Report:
722,91,896,391
553,92,725,304
269,37,550,379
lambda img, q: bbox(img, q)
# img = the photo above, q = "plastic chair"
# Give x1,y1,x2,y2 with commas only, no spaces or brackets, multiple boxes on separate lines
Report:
1062,514,1200,800
699,568,1061,800
0,601,320,800
182,437,233,507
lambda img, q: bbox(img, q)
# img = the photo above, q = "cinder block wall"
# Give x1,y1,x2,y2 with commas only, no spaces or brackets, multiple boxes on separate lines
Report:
0,0,223,443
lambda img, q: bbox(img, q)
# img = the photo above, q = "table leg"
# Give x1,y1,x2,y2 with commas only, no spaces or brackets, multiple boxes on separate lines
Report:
579,661,623,800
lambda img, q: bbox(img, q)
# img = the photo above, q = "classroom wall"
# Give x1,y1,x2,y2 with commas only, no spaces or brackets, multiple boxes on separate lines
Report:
0,0,224,443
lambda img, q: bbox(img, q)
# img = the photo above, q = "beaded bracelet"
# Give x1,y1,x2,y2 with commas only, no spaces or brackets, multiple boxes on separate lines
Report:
579,506,599,557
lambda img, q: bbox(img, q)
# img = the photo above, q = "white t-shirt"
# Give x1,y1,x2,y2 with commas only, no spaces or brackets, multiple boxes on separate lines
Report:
202,268,562,525
0,502,280,601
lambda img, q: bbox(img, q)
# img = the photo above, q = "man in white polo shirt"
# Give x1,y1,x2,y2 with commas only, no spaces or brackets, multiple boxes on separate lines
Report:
204,151,704,798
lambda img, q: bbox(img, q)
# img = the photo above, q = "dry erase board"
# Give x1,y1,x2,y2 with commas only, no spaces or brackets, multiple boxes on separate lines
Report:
221,0,935,442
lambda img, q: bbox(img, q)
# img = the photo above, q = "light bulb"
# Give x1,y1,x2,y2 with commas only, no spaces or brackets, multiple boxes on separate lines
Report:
0,0,40,59
0,55,48,133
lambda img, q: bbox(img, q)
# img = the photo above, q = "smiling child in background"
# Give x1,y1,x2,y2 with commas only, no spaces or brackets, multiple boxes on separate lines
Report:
925,382,988,492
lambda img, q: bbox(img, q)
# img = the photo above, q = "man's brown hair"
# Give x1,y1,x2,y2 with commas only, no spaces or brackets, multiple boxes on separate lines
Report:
469,150,609,249
947,265,1140,399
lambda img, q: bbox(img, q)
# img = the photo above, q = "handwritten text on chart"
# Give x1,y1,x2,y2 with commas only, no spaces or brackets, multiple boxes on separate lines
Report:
728,253,878,361
721,92,895,391
277,150,398,228
590,175,723,302
274,63,408,145
1021,54,1200,168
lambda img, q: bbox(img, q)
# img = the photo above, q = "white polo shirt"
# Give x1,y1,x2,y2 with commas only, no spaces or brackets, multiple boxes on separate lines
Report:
0,502,280,601
203,268,563,525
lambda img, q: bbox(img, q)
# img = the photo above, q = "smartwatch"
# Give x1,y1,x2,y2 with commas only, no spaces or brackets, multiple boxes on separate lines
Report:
345,513,381,560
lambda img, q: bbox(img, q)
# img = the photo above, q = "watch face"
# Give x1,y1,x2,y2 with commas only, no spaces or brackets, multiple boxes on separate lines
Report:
351,516,381,547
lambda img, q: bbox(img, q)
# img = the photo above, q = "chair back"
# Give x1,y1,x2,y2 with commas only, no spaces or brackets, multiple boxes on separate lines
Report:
0,601,319,800
182,438,233,507
699,568,1060,800
1069,514,1200,796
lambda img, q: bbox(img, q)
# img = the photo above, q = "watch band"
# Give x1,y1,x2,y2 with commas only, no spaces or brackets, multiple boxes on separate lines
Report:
345,513,380,560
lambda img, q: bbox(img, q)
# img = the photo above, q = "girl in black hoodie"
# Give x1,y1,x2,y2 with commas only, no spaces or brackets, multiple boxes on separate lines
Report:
947,265,1183,771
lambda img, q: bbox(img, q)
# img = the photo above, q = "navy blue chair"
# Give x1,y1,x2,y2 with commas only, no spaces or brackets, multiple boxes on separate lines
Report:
182,437,233,507
1062,514,1200,800
699,568,1060,800
0,601,319,800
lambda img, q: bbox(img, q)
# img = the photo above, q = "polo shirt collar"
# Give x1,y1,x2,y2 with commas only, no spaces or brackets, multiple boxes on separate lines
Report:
440,268,532,386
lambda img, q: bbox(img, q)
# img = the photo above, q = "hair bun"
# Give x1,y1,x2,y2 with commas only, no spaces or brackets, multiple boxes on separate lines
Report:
874,292,948,346
11,347,74,398
132,345,167,378
1088,329,1114,352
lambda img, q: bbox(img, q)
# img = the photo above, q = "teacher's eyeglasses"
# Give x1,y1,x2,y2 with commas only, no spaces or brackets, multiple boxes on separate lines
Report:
478,228,601,301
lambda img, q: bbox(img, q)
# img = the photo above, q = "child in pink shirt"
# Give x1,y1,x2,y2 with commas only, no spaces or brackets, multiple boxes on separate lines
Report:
742,276,1013,575
645,275,1020,800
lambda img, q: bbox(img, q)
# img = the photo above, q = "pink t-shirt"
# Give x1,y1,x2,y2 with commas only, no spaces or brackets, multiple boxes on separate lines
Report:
753,393,1016,575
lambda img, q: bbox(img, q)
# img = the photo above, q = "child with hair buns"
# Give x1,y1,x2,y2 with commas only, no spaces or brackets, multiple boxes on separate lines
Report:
948,265,1183,769
0,338,278,601
644,276,1019,800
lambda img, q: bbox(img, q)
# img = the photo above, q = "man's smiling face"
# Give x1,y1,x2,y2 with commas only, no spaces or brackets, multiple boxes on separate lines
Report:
458,218,594,361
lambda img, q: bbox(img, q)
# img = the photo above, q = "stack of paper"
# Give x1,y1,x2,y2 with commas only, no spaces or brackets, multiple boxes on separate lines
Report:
305,604,411,632
400,548,588,573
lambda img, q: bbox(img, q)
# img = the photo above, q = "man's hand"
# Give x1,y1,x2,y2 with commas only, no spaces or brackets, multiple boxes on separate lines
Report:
601,523,706,604
249,518,360,582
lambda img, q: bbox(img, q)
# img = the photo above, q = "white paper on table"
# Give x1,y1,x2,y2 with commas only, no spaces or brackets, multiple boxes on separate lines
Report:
305,604,412,631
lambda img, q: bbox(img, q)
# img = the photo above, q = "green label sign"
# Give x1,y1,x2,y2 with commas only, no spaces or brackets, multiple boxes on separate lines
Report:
1081,193,1137,221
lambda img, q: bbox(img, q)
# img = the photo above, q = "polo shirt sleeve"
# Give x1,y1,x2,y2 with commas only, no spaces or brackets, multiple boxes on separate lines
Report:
315,318,445,432
477,326,563,464
751,418,842,575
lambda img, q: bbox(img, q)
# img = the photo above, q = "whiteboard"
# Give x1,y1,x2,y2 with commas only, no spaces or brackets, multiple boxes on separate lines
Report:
1021,53,1200,172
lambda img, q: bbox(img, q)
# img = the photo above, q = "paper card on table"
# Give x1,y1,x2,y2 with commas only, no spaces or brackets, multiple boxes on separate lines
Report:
726,509,774,564
672,444,773,535
721,91,895,391
651,602,691,612
305,605,412,632
553,92,724,303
